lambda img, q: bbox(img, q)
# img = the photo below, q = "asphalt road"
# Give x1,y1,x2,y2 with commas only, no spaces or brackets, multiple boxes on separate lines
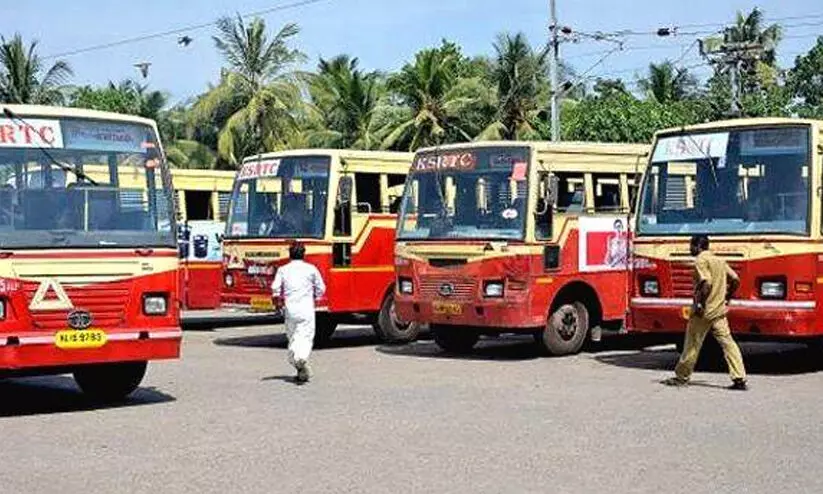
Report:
2,324,823,494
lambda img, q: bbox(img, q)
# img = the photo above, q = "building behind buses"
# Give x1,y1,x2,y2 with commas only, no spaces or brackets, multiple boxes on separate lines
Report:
221,149,416,344
0,105,180,400
629,118,823,347
394,141,648,355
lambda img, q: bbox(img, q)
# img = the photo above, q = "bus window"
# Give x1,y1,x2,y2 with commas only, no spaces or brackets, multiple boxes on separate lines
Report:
334,175,353,236
594,174,621,212
387,174,406,213
354,172,381,214
556,173,585,212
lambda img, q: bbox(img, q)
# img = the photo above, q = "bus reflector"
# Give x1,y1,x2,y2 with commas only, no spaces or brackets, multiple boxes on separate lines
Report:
795,282,813,294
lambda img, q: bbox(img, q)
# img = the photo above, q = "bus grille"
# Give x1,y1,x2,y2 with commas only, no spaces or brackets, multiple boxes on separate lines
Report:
419,276,476,301
24,283,130,330
669,262,741,298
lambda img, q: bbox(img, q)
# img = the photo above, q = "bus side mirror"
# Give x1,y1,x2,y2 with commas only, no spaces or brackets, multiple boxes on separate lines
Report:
547,175,559,205
337,176,352,206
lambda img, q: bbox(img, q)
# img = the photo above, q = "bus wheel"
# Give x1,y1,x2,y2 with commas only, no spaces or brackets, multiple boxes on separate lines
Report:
538,302,589,356
73,361,147,402
376,292,420,344
432,325,478,354
314,313,337,348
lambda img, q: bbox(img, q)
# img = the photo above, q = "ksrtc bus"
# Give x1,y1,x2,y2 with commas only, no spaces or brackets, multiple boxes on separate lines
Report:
394,141,648,355
0,105,180,400
221,149,415,344
629,119,823,348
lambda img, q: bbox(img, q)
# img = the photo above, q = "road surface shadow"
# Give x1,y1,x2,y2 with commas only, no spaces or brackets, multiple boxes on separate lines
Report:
0,376,175,418
377,333,667,362
214,326,381,350
596,342,822,376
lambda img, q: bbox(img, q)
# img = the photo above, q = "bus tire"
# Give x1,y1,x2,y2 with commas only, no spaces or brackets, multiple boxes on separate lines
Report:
73,361,147,402
314,313,337,348
432,324,478,354
538,302,589,356
376,291,420,344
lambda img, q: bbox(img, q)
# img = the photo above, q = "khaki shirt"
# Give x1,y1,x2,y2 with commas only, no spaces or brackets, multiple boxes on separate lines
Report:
694,251,739,321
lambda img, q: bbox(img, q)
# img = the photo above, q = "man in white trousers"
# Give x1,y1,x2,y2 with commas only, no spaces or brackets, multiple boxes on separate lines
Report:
271,242,326,383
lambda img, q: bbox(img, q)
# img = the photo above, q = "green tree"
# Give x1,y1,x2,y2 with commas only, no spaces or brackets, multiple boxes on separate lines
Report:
477,32,548,140
0,34,72,105
637,61,698,103
70,80,168,120
308,55,381,149
788,36,823,118
191,16,306,166
382,41,491,150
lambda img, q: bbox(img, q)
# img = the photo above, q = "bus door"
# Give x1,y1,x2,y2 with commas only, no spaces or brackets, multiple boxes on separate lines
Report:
329,173,354,311
535,171,560,271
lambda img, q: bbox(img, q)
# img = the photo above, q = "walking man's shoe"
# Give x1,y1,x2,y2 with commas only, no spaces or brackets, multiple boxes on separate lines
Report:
661,376,689,387
295,360,311,383
729,378,748,391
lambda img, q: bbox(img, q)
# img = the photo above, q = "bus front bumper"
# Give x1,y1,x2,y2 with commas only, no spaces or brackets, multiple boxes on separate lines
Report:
396,294,542,330
629,297,818,337
0,328,182,370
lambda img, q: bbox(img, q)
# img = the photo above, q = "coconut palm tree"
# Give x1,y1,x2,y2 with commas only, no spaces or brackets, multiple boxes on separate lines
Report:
726,7,782,66
191,16,305,165
477,32,547,141
637,61,697,103
0,34,72,105
308,55,382,149
381,48,485,151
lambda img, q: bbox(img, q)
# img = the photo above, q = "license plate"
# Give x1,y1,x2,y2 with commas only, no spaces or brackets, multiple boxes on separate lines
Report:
250,296,274,312
55,329,108,350
433,302,462,315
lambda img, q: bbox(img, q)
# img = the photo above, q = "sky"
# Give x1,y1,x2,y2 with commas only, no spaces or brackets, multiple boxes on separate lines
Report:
1,0,821,104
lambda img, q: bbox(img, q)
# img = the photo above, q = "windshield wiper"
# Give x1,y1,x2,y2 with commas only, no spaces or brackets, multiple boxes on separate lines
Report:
2,107,98,185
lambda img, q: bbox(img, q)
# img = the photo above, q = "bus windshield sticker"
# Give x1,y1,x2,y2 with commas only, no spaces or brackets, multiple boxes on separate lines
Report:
511,160,527,181
238,159,281,180
652,132,729,162
502,208,518,220
62,120,148,154
412,152,476,172
0,118,64,149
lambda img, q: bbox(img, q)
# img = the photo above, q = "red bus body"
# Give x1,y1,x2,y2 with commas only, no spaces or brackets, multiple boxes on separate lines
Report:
0,106,181,397
628,119,823,343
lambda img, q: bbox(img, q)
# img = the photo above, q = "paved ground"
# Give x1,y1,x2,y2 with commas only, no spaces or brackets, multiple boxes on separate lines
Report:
2,324,823,494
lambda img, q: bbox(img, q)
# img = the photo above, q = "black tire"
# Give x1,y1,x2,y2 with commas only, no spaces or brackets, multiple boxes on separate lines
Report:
537,302,589,356
314,313,337,348
432,324,479,354
375,291,420,344
73,361,147,402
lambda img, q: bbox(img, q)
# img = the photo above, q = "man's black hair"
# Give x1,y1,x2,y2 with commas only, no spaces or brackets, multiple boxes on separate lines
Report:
289,242,306,260
690,234,710,251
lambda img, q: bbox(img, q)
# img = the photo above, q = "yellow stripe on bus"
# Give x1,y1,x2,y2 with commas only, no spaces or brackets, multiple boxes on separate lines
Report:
330,266,394,273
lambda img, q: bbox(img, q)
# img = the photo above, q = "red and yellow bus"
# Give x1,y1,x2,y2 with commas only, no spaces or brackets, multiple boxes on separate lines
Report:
0,105,180,400
221,149,415,344
629,119,823,346
394,141,648,355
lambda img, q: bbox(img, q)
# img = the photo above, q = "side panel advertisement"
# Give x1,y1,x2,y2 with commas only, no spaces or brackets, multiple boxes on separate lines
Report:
578,216,629,272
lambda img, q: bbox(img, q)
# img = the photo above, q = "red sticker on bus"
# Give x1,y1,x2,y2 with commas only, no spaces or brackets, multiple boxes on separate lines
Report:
511,161,527,181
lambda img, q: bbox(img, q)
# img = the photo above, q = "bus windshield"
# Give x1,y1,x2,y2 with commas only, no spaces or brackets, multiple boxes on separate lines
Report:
638,125,811,236
226,155,330,239
0,117,174,248
397,146,529,241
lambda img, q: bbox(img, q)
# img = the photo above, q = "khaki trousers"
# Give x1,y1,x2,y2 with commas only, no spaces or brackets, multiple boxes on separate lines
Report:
675,316,747,381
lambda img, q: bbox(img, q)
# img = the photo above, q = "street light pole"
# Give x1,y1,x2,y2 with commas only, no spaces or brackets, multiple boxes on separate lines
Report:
549,0,560,141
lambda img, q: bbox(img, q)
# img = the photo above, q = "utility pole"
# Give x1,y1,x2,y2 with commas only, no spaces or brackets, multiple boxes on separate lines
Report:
700,30,764,118
549,0,560,142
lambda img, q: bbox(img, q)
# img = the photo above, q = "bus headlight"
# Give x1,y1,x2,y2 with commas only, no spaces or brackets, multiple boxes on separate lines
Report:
760,280,785,299
399,278,414,294
143,294,168,315
224,273,234,287
483,281,504,298
641,278,659,296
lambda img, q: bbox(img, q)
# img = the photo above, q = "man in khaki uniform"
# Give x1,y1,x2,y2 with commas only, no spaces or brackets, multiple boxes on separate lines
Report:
664,235,748,390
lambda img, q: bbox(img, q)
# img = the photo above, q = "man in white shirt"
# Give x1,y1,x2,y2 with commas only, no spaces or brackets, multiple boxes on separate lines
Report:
271,242,326,383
